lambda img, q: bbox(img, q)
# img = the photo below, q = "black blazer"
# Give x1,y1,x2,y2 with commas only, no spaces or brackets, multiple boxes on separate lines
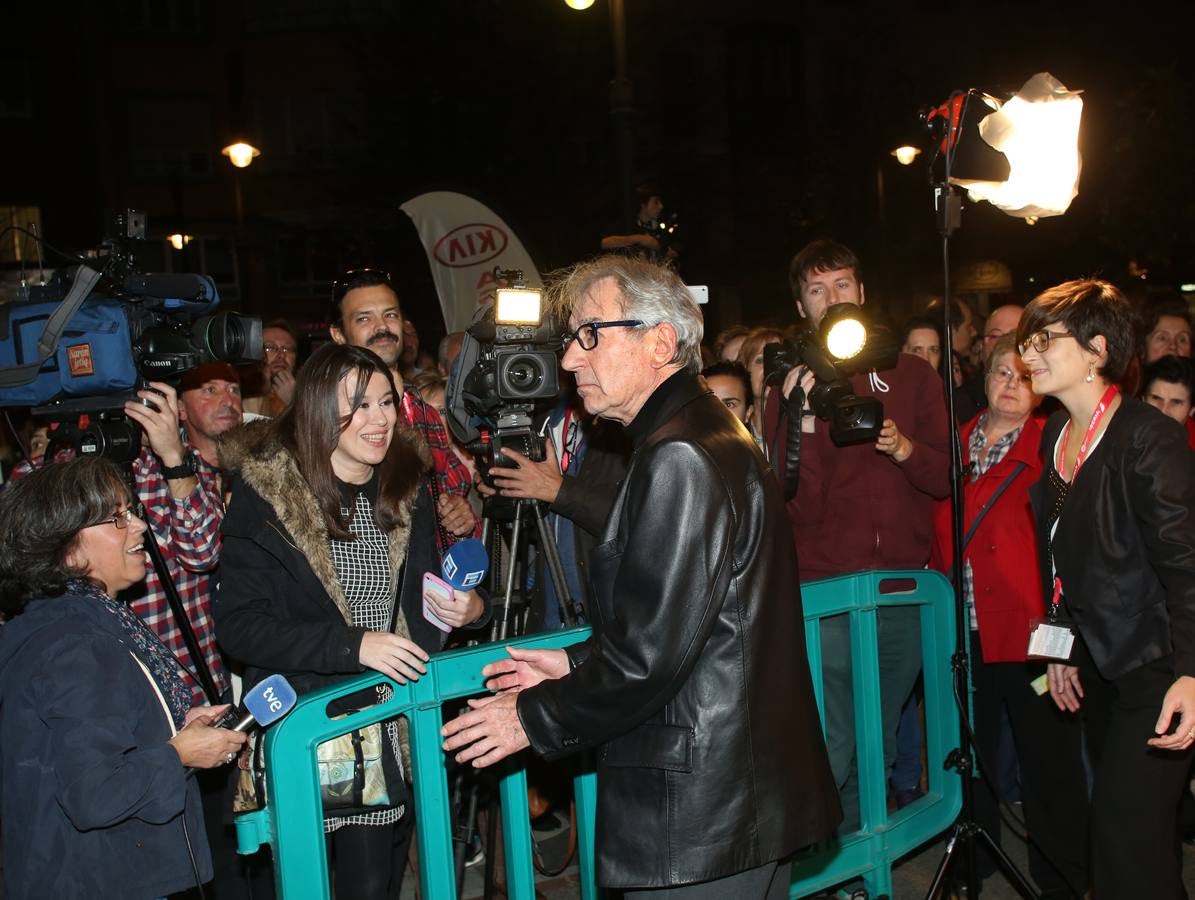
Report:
1029,397,1195,680
516,373,841,888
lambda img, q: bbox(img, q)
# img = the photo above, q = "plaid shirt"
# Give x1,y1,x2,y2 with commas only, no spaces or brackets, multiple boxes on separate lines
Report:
400,391,480,549
125,446,228,703
13,446,228,703
962,414,1023,631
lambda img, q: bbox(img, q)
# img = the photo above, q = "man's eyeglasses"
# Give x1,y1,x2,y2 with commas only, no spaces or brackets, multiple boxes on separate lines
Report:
560,320,645,353
84,507,138,531
1018,329,1077,355
332,268,392,304
263,343,296,357
987,365,1032,386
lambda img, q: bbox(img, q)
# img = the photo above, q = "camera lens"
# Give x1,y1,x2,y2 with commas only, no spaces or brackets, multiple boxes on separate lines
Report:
193,312,264,363
501,354,545,396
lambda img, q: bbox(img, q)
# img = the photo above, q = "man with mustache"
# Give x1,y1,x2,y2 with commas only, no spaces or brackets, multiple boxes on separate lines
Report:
329,268,478,543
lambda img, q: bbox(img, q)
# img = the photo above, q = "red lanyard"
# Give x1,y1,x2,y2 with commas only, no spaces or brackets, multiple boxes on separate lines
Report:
1055,384,1118,482
1050,384,1119,616
558,409,574,473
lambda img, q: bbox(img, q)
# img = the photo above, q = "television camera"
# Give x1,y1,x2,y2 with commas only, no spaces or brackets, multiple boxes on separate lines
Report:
443,269,561,518
0,209,262,461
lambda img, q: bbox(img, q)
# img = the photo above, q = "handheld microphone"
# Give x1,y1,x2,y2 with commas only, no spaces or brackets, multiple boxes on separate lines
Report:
185,675,297,774
441,538,489,591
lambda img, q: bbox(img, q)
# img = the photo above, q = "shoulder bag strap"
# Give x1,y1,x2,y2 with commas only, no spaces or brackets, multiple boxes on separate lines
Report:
961,462,1028,552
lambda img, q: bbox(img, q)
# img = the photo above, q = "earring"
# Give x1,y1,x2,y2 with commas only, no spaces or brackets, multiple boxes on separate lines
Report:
1085,364,1095,383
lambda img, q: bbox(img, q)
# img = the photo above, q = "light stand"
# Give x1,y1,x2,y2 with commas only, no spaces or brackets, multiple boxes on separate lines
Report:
922,91,1040,900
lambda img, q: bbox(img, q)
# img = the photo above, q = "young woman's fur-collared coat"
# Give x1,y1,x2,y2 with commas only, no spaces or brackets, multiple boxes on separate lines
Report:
214,420,478,768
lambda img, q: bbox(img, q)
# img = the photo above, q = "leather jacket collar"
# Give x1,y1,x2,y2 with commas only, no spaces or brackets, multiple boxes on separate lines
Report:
625,370,705,446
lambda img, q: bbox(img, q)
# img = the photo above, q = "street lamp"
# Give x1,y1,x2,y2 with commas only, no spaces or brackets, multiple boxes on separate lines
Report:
221,141,260,169
221,140,261,228
891,145,921,166
564,0,635,228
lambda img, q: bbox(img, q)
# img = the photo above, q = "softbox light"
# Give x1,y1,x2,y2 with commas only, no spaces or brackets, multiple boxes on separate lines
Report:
951,72,1083,219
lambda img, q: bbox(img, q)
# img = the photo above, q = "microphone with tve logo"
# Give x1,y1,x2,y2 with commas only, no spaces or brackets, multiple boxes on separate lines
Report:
185,674,297,775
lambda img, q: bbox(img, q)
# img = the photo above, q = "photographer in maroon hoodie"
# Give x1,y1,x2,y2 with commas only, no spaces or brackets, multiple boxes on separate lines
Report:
763,240,951,837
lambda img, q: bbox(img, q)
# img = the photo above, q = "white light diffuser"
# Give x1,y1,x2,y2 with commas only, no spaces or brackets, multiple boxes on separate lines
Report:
952,72,1083,219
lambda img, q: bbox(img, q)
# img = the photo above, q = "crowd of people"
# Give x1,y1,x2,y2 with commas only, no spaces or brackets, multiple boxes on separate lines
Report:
0,238,1192,900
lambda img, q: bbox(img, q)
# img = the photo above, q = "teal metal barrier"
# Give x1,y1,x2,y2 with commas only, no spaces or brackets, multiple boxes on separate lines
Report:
234,627,598,900
237,570,960,899
788,569,962,899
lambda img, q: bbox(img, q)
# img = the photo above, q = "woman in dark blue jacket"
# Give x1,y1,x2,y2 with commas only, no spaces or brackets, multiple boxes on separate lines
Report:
0,457,245,900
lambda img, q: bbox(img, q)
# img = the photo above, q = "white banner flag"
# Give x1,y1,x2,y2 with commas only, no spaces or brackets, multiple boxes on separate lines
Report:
400,191,542,332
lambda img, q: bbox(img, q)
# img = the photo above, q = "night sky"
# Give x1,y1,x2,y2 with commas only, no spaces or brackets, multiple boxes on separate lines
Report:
5,1,1194,343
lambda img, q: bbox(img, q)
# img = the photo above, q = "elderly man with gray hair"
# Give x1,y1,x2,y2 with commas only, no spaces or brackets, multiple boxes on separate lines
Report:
442,256,840,897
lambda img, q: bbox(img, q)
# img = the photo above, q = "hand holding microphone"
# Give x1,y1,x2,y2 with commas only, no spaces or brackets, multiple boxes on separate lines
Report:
174,675,298,773
423,539,488,632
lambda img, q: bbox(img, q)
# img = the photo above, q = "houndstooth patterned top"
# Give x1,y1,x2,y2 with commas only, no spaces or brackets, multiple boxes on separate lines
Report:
324,487,406,833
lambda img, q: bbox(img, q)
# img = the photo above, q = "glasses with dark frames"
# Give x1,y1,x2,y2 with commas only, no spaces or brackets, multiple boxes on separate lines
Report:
559,320,645,353
1018,329,1077,355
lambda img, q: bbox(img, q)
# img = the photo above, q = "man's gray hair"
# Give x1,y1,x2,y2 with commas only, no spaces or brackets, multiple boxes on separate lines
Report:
546,255,704,372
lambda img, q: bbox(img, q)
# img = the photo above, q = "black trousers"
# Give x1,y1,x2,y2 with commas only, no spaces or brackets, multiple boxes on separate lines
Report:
970,632,1089,896
1076,641,1191,899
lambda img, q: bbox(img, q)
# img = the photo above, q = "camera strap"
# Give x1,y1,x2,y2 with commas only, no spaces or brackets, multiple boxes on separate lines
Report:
0,265,102,387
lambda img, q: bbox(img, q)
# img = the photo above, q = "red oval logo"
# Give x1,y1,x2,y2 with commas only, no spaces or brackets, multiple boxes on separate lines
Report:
432,223,509,268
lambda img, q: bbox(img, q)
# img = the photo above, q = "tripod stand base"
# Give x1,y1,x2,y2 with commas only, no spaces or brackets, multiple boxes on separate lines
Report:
925,820,1040,900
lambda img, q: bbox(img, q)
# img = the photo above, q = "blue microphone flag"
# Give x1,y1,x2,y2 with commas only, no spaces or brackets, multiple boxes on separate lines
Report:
441,538,489,590
243,674,298,727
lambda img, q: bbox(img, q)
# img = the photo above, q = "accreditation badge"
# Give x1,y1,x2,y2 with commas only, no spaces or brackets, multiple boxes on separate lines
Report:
1026,617,1075,661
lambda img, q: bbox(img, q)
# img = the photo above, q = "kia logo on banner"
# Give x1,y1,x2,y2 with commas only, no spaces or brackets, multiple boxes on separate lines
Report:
401,191,542,332
433,224,509,268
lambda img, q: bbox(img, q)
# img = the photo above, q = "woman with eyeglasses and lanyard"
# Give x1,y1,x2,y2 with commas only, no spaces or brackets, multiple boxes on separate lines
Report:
0,457,246,900
932,334,1089,898
1019,279,1195,898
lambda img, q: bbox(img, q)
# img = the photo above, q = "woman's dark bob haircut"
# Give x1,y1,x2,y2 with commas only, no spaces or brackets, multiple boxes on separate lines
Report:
1017,278,1138,383
275,342,429,541
0,457,130,615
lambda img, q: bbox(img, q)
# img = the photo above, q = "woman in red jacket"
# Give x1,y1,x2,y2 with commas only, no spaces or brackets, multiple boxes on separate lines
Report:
932,334,1088,899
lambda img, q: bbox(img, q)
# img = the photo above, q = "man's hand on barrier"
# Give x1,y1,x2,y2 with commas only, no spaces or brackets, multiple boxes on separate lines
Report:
441,692,530,768
484,646,570,693
489,443,563,504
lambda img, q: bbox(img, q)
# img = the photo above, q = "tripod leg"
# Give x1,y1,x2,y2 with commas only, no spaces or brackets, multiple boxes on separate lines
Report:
925,826,961,900
530,502,580,628
497,512,524,643
454,773,482,896
972,825,1040,899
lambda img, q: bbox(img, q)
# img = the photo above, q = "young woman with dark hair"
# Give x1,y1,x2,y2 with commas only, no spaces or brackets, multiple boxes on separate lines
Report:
216,342,488,900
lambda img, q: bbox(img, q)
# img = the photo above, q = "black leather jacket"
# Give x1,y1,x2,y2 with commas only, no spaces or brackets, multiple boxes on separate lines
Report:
516,372,841,888
1030,398,1195,680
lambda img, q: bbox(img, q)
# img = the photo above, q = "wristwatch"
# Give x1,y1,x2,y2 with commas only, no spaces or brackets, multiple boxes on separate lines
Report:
160,456,196,480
